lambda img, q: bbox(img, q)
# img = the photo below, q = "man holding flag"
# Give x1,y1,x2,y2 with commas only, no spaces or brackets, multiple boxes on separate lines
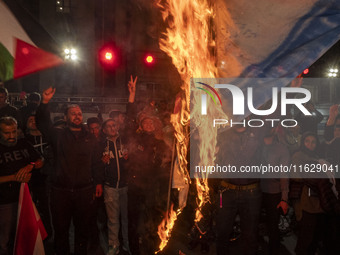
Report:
0,116,43,255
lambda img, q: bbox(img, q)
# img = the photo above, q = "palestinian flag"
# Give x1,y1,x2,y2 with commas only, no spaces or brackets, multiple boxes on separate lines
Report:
14,183,47,255
0,0,63,82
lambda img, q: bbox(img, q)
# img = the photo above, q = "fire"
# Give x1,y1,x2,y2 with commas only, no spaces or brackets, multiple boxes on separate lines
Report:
154,0,235,252
155,204,179,253
155,0,244,251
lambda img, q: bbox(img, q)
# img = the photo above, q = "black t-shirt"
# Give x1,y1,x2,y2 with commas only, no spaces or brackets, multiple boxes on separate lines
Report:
0,139,40,204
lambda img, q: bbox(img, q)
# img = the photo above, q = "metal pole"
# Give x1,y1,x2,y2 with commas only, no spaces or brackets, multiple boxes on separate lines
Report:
166,137,177,222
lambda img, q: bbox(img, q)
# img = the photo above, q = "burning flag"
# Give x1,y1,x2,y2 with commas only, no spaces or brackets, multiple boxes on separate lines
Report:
0,0,63,81
214,0,340,118
155,0,219,251
155,0,340,252
14,183,47,255
216,0,340,79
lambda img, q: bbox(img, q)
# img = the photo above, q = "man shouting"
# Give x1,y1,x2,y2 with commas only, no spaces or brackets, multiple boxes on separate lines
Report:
36,87,103,255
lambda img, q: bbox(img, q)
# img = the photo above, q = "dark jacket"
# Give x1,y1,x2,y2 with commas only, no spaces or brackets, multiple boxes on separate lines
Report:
304,178,340,214
127,132,170,189
322,138,340,166
100,136,129,188
291,132,340,214
36,103,103,189
216,126,265,185
290,133,318,200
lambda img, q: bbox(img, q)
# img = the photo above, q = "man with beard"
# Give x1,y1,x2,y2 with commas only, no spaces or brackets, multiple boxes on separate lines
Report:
0,117,43,254
36,87,103,255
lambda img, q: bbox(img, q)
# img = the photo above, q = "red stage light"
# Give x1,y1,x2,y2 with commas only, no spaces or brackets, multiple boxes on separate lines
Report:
99,49,115,64
144,54,155,66
98,42,121,71
146,55,154,63
303,68,309,74
105,52,113,61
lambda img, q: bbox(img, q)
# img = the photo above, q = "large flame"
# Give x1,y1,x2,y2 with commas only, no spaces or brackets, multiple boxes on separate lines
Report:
155,0,232,252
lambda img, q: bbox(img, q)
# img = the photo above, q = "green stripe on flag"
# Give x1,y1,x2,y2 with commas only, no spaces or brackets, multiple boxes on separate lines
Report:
0,42,14,81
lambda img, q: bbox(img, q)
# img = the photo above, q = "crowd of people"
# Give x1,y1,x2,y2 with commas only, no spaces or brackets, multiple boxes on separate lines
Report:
0,78,174,255
210,101,340,255
1,79,340,255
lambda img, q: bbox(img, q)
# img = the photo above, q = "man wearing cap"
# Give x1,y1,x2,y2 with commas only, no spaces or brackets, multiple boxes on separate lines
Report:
36,87,103,255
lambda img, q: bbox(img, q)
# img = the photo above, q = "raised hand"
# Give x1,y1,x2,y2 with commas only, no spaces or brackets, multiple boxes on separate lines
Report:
329,104,339,118
128,75,138,94
42,87,56,104
128,75,138,103
327,104,339,126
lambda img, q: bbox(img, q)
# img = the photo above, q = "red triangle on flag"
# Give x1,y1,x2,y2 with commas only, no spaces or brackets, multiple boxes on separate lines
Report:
14,183,47,255
14,38,63,79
